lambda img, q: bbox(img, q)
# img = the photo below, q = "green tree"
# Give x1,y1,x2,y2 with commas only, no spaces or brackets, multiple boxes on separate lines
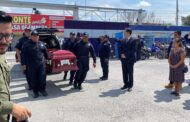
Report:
181,15,190,25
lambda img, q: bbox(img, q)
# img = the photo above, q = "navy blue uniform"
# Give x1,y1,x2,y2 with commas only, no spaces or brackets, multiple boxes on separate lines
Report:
120,37,136,88
21,40,48,94
99,41,111,79
73,40,96,88
136,39,144,61
15,36,31,89
62,38,76,84
15,36,29,50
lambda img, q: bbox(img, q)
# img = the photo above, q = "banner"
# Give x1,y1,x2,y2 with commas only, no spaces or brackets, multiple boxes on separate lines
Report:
31,14,50,30
10,13,73,32
11,14,31,32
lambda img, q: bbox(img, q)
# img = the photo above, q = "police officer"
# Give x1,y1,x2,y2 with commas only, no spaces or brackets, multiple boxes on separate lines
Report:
15,28,32,90
15,28,31,62
136,35,143,61
0,11,31,122
99,35,111,80
62,32,76,85
73,32,96,90
21,30,48,98
76,32,82,42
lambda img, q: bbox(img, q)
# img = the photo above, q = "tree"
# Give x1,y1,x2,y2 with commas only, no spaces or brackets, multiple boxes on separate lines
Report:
181,15,190,25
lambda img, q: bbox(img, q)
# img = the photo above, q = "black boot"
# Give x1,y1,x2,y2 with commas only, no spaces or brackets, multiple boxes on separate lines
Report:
33,92,39,98
40,91,48,97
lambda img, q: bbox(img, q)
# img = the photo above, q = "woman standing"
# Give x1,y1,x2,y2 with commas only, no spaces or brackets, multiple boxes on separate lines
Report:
169,38,186,96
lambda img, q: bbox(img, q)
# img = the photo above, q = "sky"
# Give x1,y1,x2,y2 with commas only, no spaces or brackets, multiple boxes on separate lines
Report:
1,0,190,25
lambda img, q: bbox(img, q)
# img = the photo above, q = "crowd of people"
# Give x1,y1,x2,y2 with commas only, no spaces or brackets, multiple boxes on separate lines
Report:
0,10,190,122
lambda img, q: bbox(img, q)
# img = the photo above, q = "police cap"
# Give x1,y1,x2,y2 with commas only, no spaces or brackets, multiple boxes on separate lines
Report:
82,32,89,37
70,32,75,35
104,35,109,39
24,28,31,31
31,30,39,36
77,32,81,37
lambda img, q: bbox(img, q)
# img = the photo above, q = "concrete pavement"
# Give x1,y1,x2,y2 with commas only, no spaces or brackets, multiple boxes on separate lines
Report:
7,52,190,122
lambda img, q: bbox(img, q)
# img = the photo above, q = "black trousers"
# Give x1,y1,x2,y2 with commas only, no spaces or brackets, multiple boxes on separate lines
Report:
100,58,109,78
24,68,32,89
64,71,76,83
63,71,68,80
27,63,46,94
74,57,89,86
136,50,141,61
121,59,134,88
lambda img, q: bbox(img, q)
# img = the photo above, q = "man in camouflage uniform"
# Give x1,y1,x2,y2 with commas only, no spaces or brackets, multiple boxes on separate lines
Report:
0,11,31,122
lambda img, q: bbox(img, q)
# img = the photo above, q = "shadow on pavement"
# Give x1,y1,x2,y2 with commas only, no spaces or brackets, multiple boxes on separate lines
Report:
10,64,83,103
11,64,25,79
11,80,83,103
185,79,190,84
181,85,190,94
99,88,127,97
85,78,101,84
154,89,180,103
183,100,190,110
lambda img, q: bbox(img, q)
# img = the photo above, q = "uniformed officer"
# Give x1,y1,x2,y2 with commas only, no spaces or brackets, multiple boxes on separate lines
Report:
15,28,31,62
21,30,48,98
15,28,32,90
62,32,76,85
0,11,31,122
99,35,111,80
73,32,96,90
76,32,82,43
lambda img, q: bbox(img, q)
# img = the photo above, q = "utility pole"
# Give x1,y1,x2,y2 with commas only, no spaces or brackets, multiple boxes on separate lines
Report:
176,0,179,26
85,0,86,19
137,9,143,25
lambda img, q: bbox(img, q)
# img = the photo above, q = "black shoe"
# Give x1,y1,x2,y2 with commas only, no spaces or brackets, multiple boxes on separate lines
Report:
128,88,132,92
99,76,103,80
40,91,48,97
78,85,83,90
101,77,108,81
69,81,73,86
63,76,67,81
73,84,78,89
121,86,128,90
33,93,39,98
171,91,180,96
28,87,32,91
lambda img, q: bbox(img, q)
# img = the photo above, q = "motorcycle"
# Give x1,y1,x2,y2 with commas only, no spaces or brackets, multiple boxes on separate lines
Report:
140,47,151,60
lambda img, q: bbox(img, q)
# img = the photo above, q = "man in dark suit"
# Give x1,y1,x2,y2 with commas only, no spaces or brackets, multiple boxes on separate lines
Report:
120,28,136,91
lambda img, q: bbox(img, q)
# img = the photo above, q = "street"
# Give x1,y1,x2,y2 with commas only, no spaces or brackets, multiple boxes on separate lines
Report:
7,52,190,122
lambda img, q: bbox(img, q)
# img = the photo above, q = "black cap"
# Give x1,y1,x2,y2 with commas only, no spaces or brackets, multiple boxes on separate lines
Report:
31,30,39,36
104,35,109,39
70,32,75,35
82,32,89,37
24,28,31,31
175,30,181,36
77,32,81,37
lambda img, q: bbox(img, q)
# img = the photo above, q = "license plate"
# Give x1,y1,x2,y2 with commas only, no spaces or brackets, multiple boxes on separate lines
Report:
61,60,70,65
